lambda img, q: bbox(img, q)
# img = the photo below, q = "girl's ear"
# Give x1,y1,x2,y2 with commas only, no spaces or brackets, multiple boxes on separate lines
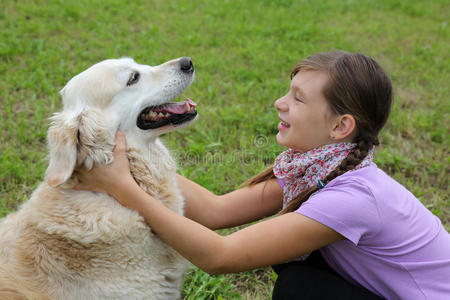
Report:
330,114,356,141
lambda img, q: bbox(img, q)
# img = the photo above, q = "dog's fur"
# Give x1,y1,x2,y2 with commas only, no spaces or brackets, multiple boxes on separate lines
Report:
0,57,196,299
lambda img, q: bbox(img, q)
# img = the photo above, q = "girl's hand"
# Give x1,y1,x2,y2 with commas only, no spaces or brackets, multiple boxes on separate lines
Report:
74,131,136,198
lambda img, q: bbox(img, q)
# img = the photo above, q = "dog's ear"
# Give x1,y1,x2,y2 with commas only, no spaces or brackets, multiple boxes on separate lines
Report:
45,112,82,187
45,109,114,187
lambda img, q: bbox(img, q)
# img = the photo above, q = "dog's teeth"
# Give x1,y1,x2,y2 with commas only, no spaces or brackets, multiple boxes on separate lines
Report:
158,113,164,118
150,111,157,117
164,113,170,117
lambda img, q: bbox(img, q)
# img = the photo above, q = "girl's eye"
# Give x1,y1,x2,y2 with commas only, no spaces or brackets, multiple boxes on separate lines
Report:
294,97,303,103
127,72,140,86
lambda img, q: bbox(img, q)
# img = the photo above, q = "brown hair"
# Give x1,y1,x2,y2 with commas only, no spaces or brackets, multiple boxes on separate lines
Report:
246,51,393,214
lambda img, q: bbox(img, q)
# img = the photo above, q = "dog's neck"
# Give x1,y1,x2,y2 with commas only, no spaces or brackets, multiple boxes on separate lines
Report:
127,137,177,179
125,137,183,213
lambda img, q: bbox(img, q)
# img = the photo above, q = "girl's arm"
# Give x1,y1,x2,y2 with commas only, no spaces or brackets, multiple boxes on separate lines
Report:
177,174,283,229
111,177,342,274
75,132,343,274
74,132,282,230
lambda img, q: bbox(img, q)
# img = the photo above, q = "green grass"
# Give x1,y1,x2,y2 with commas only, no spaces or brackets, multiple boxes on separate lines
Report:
1,0,449,298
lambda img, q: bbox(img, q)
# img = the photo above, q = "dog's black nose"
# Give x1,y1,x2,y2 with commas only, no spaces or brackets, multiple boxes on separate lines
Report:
179,57,194,73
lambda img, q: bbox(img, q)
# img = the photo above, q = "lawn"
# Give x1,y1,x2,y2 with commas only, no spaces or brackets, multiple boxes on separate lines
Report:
1,0,448,298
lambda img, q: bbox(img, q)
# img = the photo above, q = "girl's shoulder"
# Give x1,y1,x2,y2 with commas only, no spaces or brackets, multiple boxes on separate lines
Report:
321,163,425,220
324,163,408,200
327,162,380,185
299,163,443,246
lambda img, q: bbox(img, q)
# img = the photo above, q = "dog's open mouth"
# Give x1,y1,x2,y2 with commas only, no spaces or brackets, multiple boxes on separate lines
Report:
137,98,197,130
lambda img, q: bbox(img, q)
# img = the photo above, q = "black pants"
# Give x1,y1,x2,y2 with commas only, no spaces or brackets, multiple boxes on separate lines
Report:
272,251,384,300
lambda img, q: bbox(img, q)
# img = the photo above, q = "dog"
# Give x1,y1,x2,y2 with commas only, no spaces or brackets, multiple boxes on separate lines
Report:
0,57,197,299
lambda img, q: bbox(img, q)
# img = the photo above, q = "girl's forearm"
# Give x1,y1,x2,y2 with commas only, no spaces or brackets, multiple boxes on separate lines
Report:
111,180,226,274
175,174,221,229
177,174,284,230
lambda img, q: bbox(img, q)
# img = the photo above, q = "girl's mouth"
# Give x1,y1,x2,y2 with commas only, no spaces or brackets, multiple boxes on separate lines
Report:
278,121,290,131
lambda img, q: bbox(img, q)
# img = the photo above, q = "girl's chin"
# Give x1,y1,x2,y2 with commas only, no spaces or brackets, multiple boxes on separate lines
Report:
276,133,305,152
276,132,287,146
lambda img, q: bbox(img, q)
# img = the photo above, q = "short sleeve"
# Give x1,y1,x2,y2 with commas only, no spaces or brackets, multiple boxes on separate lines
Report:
295,178,381,245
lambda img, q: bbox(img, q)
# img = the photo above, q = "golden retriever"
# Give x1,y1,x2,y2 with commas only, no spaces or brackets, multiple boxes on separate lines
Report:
0,57,197,299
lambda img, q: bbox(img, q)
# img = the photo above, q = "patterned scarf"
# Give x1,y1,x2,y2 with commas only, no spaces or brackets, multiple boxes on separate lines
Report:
273,142,374,207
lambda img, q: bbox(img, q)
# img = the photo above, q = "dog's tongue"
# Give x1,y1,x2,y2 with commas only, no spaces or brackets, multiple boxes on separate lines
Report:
160,98,197,114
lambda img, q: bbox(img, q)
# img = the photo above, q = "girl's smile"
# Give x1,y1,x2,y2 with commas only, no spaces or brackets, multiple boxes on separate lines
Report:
274,70,336,153
277,119,291,130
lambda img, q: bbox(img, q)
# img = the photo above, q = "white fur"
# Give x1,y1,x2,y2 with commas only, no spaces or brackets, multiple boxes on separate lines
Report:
0,57,196,299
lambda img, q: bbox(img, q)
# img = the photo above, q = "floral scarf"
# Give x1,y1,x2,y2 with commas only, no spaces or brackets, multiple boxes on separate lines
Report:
273,142,374,207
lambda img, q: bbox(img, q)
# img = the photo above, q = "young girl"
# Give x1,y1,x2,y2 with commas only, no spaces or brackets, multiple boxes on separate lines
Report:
75,51,450,299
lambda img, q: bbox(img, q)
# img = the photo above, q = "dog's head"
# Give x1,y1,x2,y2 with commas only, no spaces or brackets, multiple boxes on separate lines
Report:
45,57,196,187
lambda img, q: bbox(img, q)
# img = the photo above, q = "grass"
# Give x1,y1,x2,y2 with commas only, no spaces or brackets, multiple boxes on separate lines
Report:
1,0,449,298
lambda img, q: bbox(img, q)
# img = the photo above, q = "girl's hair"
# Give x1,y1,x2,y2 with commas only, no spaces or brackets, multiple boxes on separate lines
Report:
246,51,393,214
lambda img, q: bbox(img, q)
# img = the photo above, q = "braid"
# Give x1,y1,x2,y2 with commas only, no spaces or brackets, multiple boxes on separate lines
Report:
324,139,372,183
279,139,374,214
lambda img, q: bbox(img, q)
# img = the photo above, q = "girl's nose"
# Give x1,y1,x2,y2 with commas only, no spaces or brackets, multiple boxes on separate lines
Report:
274,96,288,111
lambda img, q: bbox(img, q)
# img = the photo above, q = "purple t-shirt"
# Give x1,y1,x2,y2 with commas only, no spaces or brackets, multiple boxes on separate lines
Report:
285,163,450,299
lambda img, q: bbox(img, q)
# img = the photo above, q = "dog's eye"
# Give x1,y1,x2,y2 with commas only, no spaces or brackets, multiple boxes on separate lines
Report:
127,72,140,86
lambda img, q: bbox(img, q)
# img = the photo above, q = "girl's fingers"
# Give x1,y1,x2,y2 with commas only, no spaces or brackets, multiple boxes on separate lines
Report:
72,131,129,193
114,131,127,154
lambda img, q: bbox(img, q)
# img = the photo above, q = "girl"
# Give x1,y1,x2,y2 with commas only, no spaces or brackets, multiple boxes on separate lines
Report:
75,51,450,299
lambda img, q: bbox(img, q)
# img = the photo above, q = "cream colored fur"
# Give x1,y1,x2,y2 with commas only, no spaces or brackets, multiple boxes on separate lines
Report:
0,57,196,299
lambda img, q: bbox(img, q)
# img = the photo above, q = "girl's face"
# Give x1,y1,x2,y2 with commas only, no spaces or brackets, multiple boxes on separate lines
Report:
274,70,337,153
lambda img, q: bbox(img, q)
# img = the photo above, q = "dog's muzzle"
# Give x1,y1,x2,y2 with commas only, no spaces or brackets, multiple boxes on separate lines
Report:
137,57,196,130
